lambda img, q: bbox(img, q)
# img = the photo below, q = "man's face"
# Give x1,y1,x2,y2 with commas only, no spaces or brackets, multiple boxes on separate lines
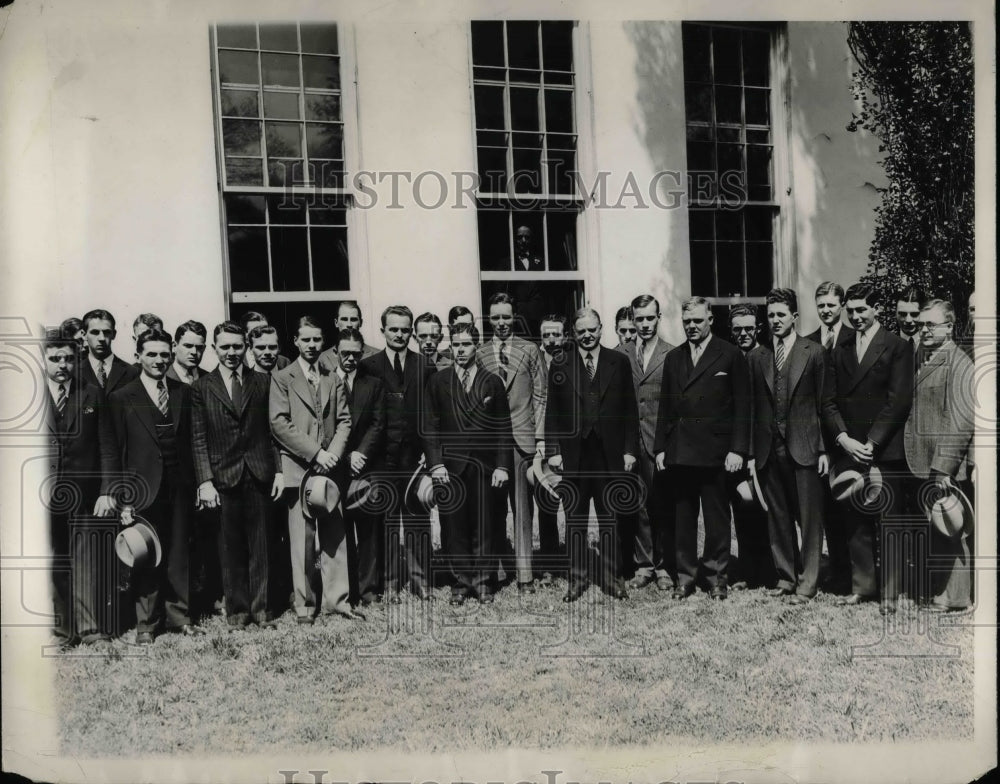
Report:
84,318,115,360
337,339,363,373
44,347,76,384
336,305,362,331
632,303,659,342
917,305,953,352
413,321,443,357
382,314,412,352
730,315,758,350
845,298,877,333
574,314,601,351
615,319,637,346
138,340,172,380
213,331,246,370
540,320,566,354
174,330,206,370
815,294,844,328
294,326,324,363
515,226,533,255
251,333,279,371
682,304,713,344
767,303,797,340
489,303,515,341
451,332,477,368
896,300,921,337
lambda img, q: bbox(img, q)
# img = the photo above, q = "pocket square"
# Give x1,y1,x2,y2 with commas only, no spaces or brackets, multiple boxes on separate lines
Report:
714,371,728,376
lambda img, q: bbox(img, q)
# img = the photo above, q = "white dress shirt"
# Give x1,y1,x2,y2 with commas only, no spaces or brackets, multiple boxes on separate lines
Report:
855,321,881,362
139,373,166,406
88,354,112,381
689,333,712,365
821,322,843,348
221,365,244,399
774,331,797,363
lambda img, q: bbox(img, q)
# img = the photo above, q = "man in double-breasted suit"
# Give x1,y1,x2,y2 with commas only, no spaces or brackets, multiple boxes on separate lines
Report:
360,305,438,600
108,328,200,644
625,294,675,590
270,316,352,622
825,282,913,614
545,307,640,603
748,289,835,602
42,332,117,645
79,309,139,395
654,296,750,601
480,292,546,591
192,322,282,629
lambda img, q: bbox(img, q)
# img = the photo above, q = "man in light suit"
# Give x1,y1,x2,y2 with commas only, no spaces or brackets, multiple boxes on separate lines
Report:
318,300,380,373
108,328,201,644
825,282,913,614
269,316,352,623
480,293,545,592
546,307,639,603
654,296,750,601
426,322,514,604
903,299,975,611
624,294,675,590
748,289,834,603
79,309,140,395
167,320,208,386
191,322,282,629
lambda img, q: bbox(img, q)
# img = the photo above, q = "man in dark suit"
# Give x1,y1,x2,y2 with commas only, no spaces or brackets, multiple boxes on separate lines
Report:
625,294,675,590
191,322,282,630
426,322,513,604
894,285,925,371
360,306,438,601
42,332,117,646
167,320,208,386
748,289,834,604
318,301,380,373
545,307,640,603
108,328,201,644
78,309,139,395
413,312,454,371
535,314,569,584
804,281,855,594
331,327,386,607
654,296,750,601
825,282,913,614
240,312,292,372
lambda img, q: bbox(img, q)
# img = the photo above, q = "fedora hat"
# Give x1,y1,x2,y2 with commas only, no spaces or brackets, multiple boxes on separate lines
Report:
404,464,437,515
300,469,341,519
829,458,883,509
345,477,373,511
927,485,974,538
526,459,564,508
115,517,162,568
731,463,768,512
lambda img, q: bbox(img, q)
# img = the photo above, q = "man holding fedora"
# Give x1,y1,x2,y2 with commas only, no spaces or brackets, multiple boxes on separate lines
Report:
825,282,913,615
747,289,834,604
903,299,975,612
269,316,352,623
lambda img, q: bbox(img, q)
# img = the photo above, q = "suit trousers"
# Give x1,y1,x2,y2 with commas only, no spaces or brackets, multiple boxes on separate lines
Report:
349,501,380,602
821,484,852,592
672,465,730,590
494,446,534,584
630,449,674,581
267,499,292,615
133,476,193,633
843,460,904,600
759,438,824,597
218,470,270,625
191,506,223,618
285,488,351,617
52,513,112,641
382,470,432,594
48,512,72,640
929,477,973,609
564,433,622,589
730,491,774,588
443,462,493,596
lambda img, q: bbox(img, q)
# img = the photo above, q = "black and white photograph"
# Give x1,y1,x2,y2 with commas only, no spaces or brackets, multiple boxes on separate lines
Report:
0,0,995,782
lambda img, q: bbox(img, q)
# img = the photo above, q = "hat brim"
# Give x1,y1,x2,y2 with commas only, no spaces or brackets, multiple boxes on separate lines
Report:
749,464,768,512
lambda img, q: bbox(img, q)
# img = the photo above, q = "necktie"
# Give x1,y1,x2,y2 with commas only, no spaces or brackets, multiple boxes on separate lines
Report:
307,365,319,388
393,351,403,383
498,342,509,383
824,330,834,351
231,370,242,409
56,384,67,417
97,360,108,388
856,332,866,362
585,352,595,380
462,367,472,392
691,343,701,366
345,372,353,396
775,339,786,372
156,380,169,417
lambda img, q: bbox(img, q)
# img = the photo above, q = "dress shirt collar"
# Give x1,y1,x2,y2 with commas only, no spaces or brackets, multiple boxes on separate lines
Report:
774,331,797,354
337,367,355,386
88,354,111,378
578,344,601,365
823,322,842,345
47,377,68,403
139,372,165,404
297,356,319,378
221,365,243,397
856,320,881,342
384,347,406,371
172,361,197,385
689,332,712,359
456,362,478,386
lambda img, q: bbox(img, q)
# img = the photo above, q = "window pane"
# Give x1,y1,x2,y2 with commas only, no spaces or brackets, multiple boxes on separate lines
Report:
511,148,542,194
688,209,714,241
267,159,303,187
746,242,773,295
716,242,745,296
547,149,575,195
510,87,539,131
717,126,741,143
265,121,302,157
541,22,573,72
225,194,266,224
267,195,306,224
745,88,770,126
474,85,505,130
685,83,712,124
310,227,350,290
261,53,299,87
745,208,773,241
717,143,744,179
300,24,339,55
507,21,540,70
259,23,298,52
302,55,340,89
546,211,578,271
311,160,345,188
269,226,310,291
747,145,772,189
682,25,711,83
217,24,257,50
544,89,573,133
511,212,544,267
716,210,742,241
687,124,714,142
221,88,260,118
686,140,715,174
478,210,511,271
472,21,505,66
225,158,263,185
264,91,300,119
304,93,341,122
743,31,770,87
477,146,508,192
713,28,742,84
690,241,716,296
223,119,261,156
219,50,259,85
309,205,347,225
747,128,770,144
228,227,269,291
716,85,742,125
305,123,343,160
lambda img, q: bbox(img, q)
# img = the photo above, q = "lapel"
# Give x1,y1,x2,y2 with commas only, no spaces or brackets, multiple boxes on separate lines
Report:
208,367,238,417
127,381,159,443
786,336,809,393
915,341,950,389
290,362,318,413
61,380,83,433
684,337,723,390
758,346,775,395
597,347,614,400
847,326,889,392
167,379,183,431
107,357,128,391
402,349,420,395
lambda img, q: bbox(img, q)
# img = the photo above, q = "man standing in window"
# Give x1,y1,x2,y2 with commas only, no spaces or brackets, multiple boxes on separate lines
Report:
654,297,750,601
79,309,139,395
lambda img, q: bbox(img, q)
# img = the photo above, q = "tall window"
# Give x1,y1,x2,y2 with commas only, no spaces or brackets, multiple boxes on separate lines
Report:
211,22,353,332
471,21,585,336
682,23,778,302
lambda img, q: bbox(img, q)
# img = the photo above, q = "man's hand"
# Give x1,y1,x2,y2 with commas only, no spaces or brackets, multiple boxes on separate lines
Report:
93,495,117,517
314,449,337,473
431,464,450,484
817,454,830,477
655,452,666,471
120,506,135,527
838,435,873,465
535,441,545,459
548,454,563,472
748,458,756,472
933,472,955,495
197,480,220,510
724,452,744,473
623,454,636,473
349,451,367,475
270,473,284,500
491,468,509,487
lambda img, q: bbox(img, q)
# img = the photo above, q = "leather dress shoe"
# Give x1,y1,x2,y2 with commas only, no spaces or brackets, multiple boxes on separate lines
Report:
563,582,588,603
879,601,897,616
628,573,654,589
135,631,155,646
671,585,694,601
710,586,728,601
835,593,872,607
730,580,749,591
518,581,536,594
655,576,674,591
610,580,629,600
769,586,794,597
295,615,315,625
478,588,495,604
537,572,555,588
178,624,205,636
786,594,812,606
449,593,467,606
257,620,278,630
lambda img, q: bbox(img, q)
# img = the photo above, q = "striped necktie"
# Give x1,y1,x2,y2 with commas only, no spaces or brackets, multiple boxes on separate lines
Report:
462,367,472,393
55,384,68,417
775,339,786,371
96,360,108,388
498,342,509,383
156,380,169,417
824,330,834,351
585,352,595,380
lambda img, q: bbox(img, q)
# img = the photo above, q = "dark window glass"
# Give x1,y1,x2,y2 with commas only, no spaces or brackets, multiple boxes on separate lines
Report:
507,22,540,70
310,227,350,290
217,25,257,50
300,24,339,55
223,119,261,156
304,93,341,122
219,50,259,85
472,22,505,66
477,210,510,271
541,22,573,72
259,24,298,52
269,226,310,291
225,158,263,186
228,227,269,291
222,89,260,117
302,55,341,90
264,91,300,119
546,211,577,271
261,53,300,87
225,194,266,224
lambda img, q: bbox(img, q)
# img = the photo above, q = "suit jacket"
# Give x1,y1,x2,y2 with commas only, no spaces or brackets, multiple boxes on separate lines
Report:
628,337,674,457
425,364,514,476
342,369,386,471
191,367,277,490
269,360,352,487
166,364,206,385
317,343,379,374
904,340,974,480
653,337,751,467
544,346,640,473
479,336,545,453
826,324,913,462
360,349,436,470
747,337,834,469
108,376,195,510
805,323,855,350
79,354,139,396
